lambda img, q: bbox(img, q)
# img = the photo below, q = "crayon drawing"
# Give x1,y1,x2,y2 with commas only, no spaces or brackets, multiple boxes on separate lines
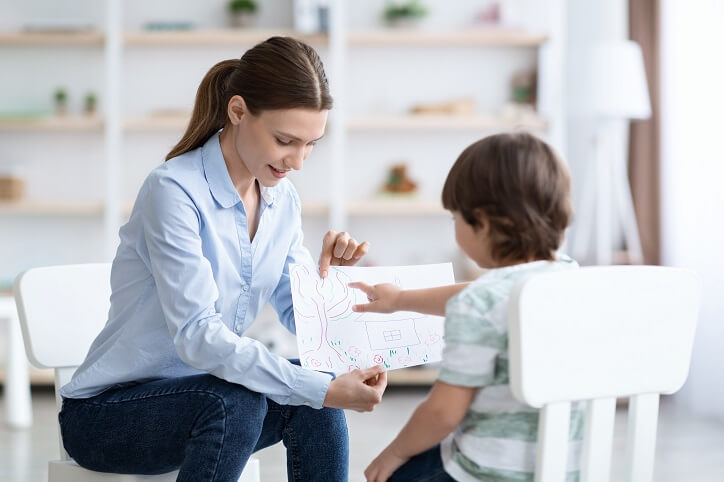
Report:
290,263,455,374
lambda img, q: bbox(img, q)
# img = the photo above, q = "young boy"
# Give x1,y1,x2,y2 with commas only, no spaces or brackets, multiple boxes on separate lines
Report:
351,132,583,481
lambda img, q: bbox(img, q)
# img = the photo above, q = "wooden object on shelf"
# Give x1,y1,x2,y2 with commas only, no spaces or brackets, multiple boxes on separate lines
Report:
383,164,418,194
0,177,24,201
409,97,475,115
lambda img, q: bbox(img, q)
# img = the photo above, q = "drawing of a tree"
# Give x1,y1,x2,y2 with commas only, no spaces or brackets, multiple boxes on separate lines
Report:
292,266,358,370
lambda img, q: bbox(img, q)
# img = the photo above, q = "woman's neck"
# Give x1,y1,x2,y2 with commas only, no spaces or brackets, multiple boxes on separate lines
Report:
219,127,257,199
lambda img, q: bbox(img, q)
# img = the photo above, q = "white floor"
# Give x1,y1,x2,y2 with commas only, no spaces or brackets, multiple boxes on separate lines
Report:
2,387,724,481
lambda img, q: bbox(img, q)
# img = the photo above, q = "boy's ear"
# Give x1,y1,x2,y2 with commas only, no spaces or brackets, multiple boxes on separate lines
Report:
472,208,489,233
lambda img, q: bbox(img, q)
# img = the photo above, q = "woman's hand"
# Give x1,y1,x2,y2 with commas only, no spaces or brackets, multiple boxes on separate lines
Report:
318,230,369,278
323,365,387,412
349,282,402,314
364,446,409,482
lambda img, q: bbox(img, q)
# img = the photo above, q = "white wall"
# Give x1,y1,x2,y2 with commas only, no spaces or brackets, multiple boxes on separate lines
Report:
660,0,724,419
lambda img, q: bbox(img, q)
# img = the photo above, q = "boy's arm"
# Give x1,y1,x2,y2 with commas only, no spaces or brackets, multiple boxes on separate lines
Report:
350,282,469,316
364,381,476,482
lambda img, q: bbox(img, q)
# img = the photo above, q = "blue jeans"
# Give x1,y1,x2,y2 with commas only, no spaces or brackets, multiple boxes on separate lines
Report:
59,373,348,481
388,445,455,482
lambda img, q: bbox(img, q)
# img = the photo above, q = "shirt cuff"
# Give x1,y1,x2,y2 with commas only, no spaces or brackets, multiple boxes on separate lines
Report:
290,366,333,409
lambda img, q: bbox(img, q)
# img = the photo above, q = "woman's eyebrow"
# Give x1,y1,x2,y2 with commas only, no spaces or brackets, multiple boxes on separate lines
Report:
275,131,325,142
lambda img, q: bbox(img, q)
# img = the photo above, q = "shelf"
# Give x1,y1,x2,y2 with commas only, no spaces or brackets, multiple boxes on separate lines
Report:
124,29,328,46
387,367,439,386
0,31,104,46
125,115,188,131
0,116,103,131
348,199,446,216
126,113,547,133
348,114,548,131
348,29,547,47
0,201,104,216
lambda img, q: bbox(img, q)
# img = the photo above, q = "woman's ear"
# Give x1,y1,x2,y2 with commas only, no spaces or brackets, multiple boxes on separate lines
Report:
227,95,247,125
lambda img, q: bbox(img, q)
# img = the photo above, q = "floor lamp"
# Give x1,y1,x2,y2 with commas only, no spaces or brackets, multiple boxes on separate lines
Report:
569,41,652,265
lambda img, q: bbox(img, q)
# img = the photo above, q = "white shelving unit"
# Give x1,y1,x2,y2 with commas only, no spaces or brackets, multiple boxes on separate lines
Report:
0,0,565,385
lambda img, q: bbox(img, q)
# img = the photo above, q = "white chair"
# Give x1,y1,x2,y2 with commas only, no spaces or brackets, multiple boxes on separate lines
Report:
14,263,260,482
508,265,701,482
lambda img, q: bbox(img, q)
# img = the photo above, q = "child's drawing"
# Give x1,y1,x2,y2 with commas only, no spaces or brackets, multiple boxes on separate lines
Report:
290,263,455,375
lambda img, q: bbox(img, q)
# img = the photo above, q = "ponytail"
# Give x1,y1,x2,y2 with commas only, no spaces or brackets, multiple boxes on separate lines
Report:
166,37,333,161
166,59,238,161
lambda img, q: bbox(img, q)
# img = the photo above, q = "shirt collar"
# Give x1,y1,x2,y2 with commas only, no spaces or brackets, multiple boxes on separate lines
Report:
201,131,277,209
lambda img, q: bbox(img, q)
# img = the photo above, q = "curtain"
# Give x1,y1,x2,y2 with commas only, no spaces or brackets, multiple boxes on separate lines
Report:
629,0,661,264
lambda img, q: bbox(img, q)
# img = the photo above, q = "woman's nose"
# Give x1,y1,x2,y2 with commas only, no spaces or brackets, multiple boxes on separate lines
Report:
286,147,305,170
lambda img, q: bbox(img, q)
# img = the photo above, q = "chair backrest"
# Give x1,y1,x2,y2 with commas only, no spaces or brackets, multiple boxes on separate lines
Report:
14,263,112,459
508,266,701,482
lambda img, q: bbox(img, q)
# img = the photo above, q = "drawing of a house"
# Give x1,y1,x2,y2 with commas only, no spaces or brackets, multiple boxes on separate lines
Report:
354,312,423,350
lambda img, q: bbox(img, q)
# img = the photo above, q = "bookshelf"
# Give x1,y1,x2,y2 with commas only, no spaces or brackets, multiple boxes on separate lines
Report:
0,0,565,386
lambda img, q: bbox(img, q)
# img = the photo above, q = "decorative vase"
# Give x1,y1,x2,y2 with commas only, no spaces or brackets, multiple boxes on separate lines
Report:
231,12,255,28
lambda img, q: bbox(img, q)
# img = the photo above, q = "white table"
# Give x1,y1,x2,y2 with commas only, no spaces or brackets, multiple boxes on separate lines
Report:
1,295,32,428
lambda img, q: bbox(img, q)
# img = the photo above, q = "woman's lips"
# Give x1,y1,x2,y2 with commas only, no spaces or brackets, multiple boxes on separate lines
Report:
269,165,288,178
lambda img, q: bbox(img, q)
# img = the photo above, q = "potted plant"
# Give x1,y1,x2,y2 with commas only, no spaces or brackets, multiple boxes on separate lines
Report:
84,91,98,116
228,0,258,28
383,0,427,29
53,87,68,116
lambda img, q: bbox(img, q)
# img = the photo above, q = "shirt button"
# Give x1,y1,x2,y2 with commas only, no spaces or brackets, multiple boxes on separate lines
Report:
235,324,242,331
242,285,249,292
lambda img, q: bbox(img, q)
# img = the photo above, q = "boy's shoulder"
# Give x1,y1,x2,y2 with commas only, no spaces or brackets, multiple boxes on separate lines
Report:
447,255,579,316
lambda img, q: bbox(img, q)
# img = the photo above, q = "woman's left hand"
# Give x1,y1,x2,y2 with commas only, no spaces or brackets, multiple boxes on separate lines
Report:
364,446,409,482
318,230,369,278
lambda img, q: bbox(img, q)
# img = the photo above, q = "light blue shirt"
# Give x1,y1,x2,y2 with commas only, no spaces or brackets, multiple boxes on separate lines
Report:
60,132,332,408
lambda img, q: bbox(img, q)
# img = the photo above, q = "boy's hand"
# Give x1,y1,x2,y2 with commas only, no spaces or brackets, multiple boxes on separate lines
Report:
318,230,370,278
365,446,409,482
349,282,402,313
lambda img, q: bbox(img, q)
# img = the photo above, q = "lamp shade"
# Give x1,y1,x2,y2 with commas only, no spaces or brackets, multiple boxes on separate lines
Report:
568,40,652,120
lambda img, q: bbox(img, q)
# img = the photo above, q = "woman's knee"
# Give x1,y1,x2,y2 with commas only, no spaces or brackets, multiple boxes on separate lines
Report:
291,405,348,439
193,381,268,446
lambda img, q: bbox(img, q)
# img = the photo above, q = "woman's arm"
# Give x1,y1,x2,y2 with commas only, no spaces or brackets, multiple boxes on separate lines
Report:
364,381,476,482
350,282,469,316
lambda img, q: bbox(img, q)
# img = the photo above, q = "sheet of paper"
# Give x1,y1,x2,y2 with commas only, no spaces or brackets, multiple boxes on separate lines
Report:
290,263,455,375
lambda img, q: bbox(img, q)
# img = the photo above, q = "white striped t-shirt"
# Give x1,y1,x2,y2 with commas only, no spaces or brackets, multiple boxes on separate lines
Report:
439,257,583,482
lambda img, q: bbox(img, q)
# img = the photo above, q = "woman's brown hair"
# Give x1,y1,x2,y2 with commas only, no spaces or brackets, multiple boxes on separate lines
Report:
441,132,572,263
166,36,333,161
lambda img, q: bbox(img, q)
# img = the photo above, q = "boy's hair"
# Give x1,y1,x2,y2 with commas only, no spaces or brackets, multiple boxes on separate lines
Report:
441,132,572,263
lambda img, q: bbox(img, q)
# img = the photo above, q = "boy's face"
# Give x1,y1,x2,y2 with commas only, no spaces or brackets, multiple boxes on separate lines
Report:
452,211,497,269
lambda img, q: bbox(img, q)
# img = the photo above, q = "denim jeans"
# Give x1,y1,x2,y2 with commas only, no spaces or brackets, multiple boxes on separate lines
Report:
59,373,348,481
388,445,456,482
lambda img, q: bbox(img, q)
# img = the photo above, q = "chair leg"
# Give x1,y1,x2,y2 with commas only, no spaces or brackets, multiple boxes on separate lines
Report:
4,299,33,429
624,393,659,482
535,401,571,482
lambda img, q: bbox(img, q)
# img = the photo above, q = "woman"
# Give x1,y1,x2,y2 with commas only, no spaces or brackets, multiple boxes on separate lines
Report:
58,37,386,481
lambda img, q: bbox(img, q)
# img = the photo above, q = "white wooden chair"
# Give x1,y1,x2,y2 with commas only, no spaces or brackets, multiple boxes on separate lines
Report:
14,263,260,482
508,265,701,482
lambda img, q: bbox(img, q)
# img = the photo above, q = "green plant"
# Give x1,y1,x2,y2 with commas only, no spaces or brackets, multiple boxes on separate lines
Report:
53,87,68,105
228,0,258,14
384,0,427,21
84,91,98,112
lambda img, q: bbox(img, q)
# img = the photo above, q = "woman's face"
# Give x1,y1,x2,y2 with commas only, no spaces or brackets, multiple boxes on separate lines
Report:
230,100,328,187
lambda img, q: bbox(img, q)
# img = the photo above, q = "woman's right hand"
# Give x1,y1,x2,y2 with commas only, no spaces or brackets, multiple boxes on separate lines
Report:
323,365,387,412
349,282,402,314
